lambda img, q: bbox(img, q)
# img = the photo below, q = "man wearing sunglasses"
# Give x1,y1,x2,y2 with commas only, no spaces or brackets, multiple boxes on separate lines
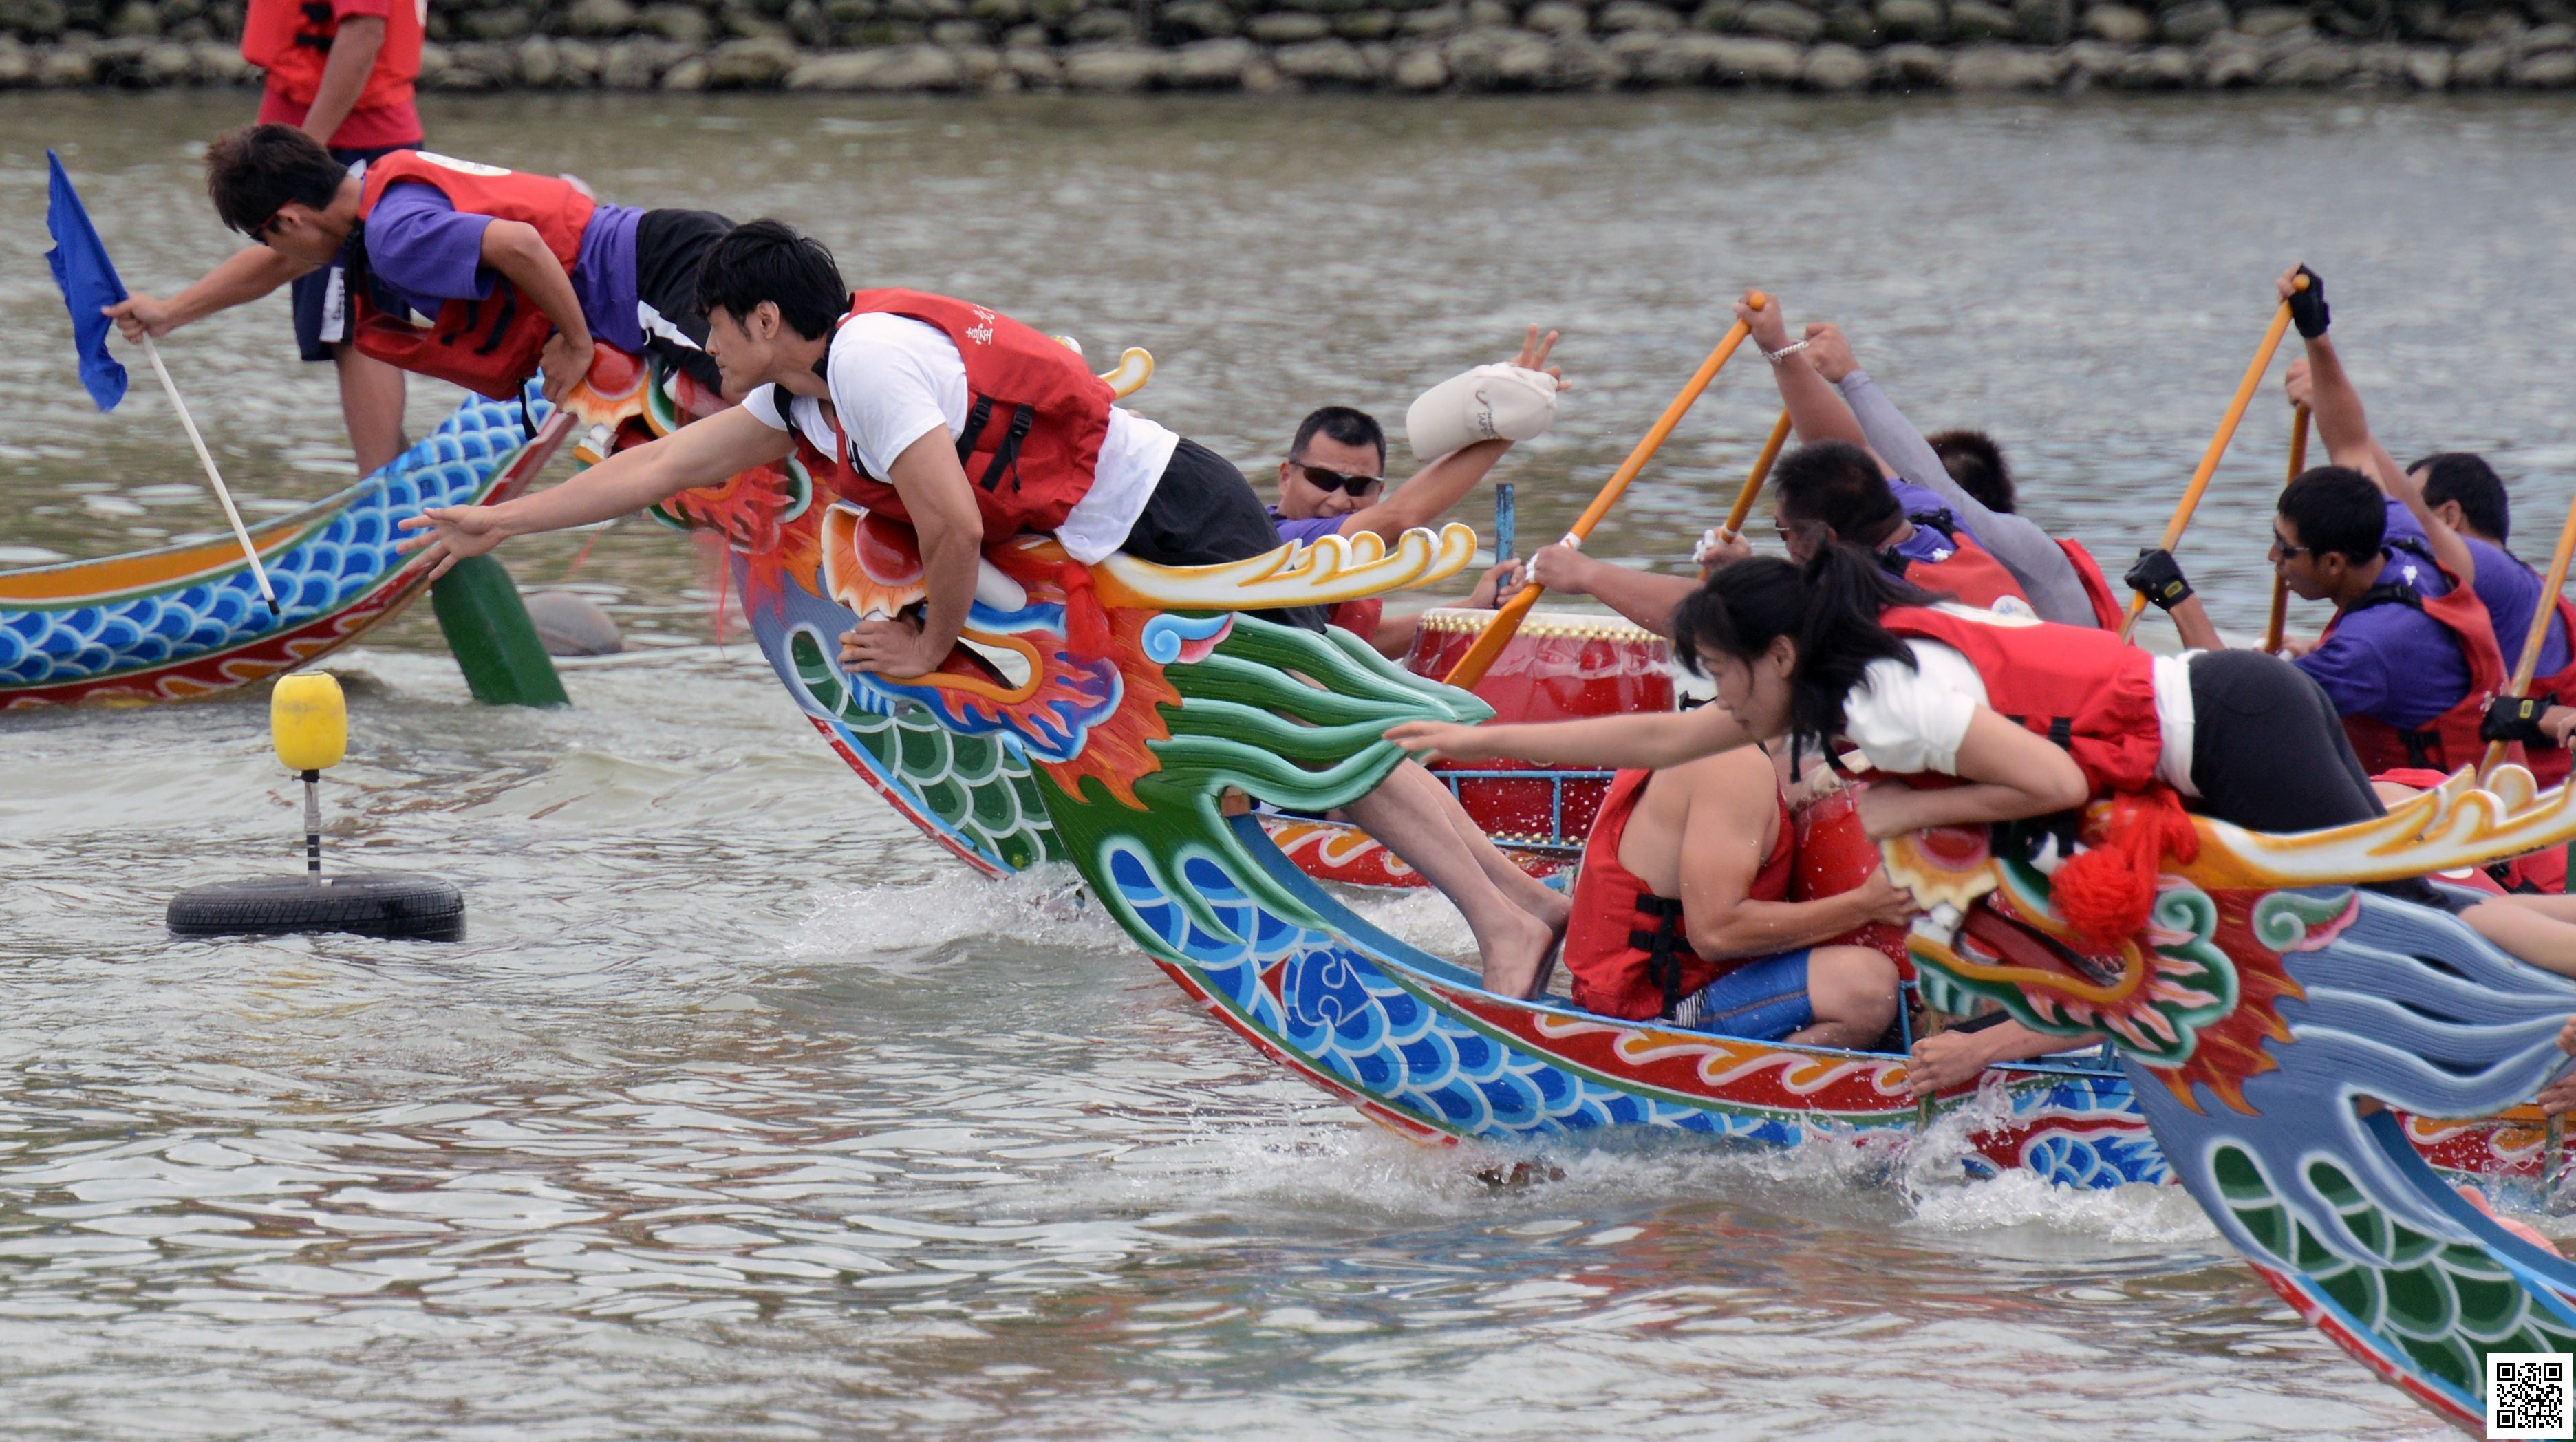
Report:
1269,327,1565,657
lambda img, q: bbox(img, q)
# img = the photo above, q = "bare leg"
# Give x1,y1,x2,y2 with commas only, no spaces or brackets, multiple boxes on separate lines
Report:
1342,762,1555,998
1429,775,1572,931
334,343,409,477
1781,946,1900,1051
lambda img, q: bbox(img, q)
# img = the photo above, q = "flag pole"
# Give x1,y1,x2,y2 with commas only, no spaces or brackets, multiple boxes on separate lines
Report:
139,334,279,616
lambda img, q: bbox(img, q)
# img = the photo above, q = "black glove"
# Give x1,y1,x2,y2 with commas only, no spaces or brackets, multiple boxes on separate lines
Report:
2484,694,2553,746
2288,265,2330,339
2124,548,2193,611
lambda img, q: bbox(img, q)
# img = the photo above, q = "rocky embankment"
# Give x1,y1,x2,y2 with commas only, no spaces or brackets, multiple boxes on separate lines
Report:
3,0,2573,94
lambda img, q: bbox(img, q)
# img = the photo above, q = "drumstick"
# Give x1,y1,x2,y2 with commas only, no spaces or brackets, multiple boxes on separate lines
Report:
1444,294,1768,691
2261,405,2310,655
2119,274,2306,643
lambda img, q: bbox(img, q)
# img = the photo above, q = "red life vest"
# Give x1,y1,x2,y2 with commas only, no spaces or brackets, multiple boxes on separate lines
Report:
347,152,597,400
242,0,424,114
1877,604,2165,795
1792,788,1912,978
787,290,1116,541
1562,768,1794,1022
2057,537,2126,630
1893,512,2030,613
2325,542,2519,777
1328,597,1383,643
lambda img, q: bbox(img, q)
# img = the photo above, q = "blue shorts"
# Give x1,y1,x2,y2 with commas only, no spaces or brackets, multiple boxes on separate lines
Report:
290,143,417,363
1675,949,1812,1042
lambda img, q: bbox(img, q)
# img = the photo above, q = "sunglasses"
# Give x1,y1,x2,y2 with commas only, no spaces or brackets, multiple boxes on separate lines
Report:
2268,532,2314,561
1291,460,1382,498
248,208,288,244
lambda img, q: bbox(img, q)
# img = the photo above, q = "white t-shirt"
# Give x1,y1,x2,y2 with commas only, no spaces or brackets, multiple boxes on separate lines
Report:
1838,607,2198,795
744,314,1179,563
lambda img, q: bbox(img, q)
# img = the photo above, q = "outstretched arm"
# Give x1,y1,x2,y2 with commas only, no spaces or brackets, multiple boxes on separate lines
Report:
396,404,793,579
2283,268,2470,586
1388,700,1753,772
104,246,314,341
1526,545,1697,638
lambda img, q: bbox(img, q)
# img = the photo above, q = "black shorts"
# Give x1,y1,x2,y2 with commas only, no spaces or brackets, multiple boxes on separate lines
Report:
2185,647,2463,911
1120,438,1327,632
291,143,418,363
634,208,732,394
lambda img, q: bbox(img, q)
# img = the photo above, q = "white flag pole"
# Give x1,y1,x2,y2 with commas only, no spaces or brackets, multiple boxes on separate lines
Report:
138,334,278,616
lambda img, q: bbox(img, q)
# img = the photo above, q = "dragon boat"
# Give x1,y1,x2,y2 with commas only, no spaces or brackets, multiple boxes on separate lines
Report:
1,386,568,709
1897,768,2576,1432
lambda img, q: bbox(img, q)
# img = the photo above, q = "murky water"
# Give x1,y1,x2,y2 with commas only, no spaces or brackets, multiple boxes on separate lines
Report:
10,87,2574,1438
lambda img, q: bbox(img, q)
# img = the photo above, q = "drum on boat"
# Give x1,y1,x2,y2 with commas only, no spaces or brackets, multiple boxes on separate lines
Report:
1403,607,1677,852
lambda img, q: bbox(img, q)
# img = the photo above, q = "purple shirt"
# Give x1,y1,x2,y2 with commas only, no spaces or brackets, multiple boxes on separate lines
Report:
358,180,643,352
1269,507,1347,546
2296,534,2468,730
2374,497,2567,676
1887,477,1975,566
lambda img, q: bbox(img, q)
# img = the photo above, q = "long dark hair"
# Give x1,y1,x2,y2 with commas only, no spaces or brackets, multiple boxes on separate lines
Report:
1671,546,1933,750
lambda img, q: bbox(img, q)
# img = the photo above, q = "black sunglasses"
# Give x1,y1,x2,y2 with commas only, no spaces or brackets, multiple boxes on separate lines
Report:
2269,531,2313,561
1291,460,1383,497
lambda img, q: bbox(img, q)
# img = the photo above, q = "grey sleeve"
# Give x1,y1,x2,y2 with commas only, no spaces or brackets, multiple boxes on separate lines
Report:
1838,370,2103,628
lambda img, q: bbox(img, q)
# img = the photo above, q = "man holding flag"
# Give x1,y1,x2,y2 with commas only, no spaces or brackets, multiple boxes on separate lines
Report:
104,0,425,478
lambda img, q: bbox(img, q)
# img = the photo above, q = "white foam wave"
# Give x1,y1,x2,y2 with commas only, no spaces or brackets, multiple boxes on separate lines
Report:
784,864,1128,965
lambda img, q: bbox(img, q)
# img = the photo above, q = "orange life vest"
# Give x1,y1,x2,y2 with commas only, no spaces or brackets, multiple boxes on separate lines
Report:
2326,541,2520,778
1328,597,1383,643
242,0,425,113
347,151,597,400
788,290,1116,541
2057,537,2125,630
1893,512,2030,613
1877,603,2165,795
1562,768,1794,1022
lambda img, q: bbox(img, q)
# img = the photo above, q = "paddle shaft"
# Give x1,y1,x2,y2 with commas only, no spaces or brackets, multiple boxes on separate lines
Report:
1443,302,1765,689
141,334,278,615
1724,409,1795,535
2478,476,2576,776
2260,405,2311,654
2119,283,2306,643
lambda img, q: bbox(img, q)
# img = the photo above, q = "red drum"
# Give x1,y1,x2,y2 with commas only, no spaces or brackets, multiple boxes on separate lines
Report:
1793,788,1913,978
1402,607,1677,851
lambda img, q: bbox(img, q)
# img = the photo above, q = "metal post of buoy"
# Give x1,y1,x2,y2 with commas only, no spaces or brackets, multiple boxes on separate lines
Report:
166,671,464,942
271,671,345,879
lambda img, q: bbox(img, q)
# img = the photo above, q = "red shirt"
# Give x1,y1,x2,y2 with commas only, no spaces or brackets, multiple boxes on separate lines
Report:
255,0,424,151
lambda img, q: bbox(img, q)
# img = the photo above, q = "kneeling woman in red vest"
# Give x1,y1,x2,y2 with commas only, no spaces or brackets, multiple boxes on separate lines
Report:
1558,744,1915,1048
1393,545,2576,1084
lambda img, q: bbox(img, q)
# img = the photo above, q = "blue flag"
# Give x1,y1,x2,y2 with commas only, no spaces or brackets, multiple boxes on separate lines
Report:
45,150,129,413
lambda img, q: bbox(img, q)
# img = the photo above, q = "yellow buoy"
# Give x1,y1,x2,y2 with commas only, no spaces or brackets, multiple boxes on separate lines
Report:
271,672,347,773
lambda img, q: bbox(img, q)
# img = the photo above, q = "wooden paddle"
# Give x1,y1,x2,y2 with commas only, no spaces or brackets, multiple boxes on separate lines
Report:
1701,409,1796,581
2120,275,2308,643
1443,295,1768,689
2260,404,2311,654
2478,482,2576,779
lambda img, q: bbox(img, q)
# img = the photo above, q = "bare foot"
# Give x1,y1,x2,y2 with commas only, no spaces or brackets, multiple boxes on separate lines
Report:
1474,908,1558,1000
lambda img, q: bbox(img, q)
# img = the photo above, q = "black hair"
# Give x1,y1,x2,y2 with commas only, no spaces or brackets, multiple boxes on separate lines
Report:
693,219,850,341
2277,465,2387,565
2411,451,2509,544
204,124,347,236
1927,429,2015,515
1291,406,1386,468
1772,442,1902,546
1671,545,1934,753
